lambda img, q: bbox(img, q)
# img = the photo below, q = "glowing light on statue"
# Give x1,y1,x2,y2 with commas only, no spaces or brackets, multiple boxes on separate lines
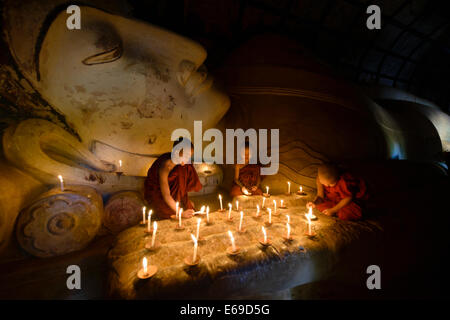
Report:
58,175,64,191
151,222,157,247
191,234,198,263
219,195,223,211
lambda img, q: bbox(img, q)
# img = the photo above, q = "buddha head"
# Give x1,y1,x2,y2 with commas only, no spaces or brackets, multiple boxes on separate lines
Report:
2,0,230,157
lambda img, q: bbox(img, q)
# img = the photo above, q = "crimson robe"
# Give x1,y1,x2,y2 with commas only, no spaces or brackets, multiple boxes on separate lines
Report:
316,172,368,221
144,153,202,219
230,164,263,196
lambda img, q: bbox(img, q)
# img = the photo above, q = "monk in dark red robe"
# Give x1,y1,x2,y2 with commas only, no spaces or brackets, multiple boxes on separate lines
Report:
144,138,202,219
307,164,368,221
230,142,263,197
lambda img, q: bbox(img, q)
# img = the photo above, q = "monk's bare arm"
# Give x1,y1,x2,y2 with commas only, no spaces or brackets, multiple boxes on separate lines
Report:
158,160,177,212
332,197,352,212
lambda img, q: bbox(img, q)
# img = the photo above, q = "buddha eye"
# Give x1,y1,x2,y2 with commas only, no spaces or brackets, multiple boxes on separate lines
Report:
82,46,122,65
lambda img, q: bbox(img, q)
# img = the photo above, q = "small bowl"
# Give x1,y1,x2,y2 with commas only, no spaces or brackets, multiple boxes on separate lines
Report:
226,246,241,255
137,265,158,279
175,225,185,231
259,238,272,246
264,221,272,227
145,242,161,251
184,256,200,266
263,193,271,198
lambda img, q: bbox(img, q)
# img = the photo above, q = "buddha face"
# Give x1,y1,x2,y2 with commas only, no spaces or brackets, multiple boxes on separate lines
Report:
36,6,229,155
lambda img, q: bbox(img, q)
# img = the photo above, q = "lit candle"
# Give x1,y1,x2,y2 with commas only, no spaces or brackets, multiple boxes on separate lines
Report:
280,199,284,208
256,205,260,217
228,230,236,252
262,226,267,244
266,186,269,195
147,210,152,232
286,223,291,239
196,218,201,239
273,199,277,213
206,206,210,223
287,181,291,194
286,215,290,224
175,202,179,218
151,221,157,247
262,197,266,208
228,203,232,219
268,208,272,224
191,234,198,262
300,185,303,193
307,214,312,235
142,257,148,275
118,160,122,170
178,208,183,227
58,175,64,191
239,211,243,231
142,206,146,224
308,206,313,218
200,205,205,213
235,200,239,211
219,194,223,210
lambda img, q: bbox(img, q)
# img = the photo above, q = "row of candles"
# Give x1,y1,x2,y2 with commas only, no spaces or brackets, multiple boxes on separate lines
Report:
138,194,317,277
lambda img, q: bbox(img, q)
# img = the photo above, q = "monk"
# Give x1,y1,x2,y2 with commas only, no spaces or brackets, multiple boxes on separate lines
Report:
144,138,202,219
307,164,368,221
230,142,263,197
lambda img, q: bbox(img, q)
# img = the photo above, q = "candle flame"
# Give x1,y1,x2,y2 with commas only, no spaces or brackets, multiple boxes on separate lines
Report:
119,160,122,168
219,194,222,200
142,257,148,273
262,226,267,243
190,233,197,244
266,186,269,194
58,175,63,183
256,205,260,214
286,214,290,223
200,205,205,213
287,223,291,238
300,186,303,192
153,221,157,232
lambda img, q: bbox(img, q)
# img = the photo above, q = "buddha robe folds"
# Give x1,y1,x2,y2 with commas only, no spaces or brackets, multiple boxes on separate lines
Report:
230,164,264,196
316,172,368,221
144,153,202,219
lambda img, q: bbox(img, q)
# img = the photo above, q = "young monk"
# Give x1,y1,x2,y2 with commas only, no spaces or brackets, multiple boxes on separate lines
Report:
230,142,263,196
307,164,368,221
144,137,202,219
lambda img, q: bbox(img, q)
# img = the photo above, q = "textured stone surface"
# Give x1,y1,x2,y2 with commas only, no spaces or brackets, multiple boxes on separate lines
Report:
107,194,382,299
16,185,103,258
103,191,146,234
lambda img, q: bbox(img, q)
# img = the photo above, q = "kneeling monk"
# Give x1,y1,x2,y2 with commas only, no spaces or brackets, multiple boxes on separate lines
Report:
144,138,202,219
230,142,263,197
307,164,368,221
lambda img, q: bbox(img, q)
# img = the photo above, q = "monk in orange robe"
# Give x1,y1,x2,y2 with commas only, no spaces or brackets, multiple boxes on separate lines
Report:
230,142,263,197
144,138,202,219
307,164,368,221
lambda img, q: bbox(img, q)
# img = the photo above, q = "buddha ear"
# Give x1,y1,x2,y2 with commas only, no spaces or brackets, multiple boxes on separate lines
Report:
82,45,122,65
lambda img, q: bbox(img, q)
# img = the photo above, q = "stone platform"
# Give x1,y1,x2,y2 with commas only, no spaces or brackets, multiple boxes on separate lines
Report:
107,194,382,299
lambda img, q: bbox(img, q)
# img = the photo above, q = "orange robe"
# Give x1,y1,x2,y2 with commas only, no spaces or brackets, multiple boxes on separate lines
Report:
230,164,263,196
144,153,202,219
316,172,368,221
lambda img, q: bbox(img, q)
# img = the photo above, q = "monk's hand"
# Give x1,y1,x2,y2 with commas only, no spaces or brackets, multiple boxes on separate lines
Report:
241,187,251,195
306,202,315,209
323,208,336,216
182,209,194,218
251,186,258,192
